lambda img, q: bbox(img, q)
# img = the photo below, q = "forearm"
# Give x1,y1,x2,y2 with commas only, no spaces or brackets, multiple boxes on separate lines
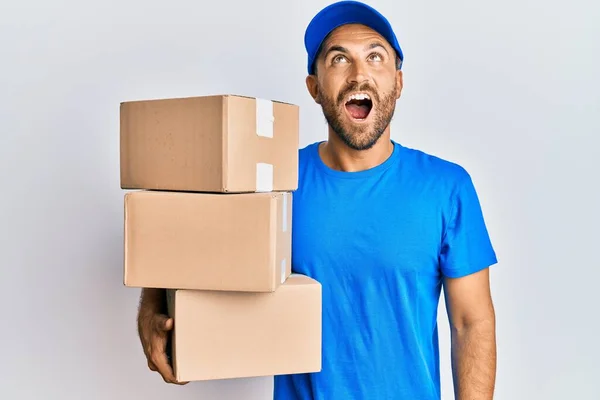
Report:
451,318,497,400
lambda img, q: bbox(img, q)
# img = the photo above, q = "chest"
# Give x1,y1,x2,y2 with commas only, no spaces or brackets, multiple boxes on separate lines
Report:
291,179,444,278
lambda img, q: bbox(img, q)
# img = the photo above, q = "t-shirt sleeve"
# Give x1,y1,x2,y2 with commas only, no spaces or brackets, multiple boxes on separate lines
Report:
439,170,498,278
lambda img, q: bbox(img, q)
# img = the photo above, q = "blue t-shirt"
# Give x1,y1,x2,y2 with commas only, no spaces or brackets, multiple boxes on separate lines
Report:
273,140,497,400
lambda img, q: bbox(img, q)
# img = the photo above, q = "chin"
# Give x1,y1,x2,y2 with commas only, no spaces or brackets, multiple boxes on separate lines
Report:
336,126,384,151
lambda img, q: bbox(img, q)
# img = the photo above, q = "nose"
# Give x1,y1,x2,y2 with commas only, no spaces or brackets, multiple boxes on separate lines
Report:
346,59,370,85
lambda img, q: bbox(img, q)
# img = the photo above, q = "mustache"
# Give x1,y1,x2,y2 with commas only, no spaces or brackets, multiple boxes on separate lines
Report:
337,82,378,104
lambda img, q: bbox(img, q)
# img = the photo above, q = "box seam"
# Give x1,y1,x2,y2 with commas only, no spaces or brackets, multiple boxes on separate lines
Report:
123,193,130,286
221,96,229,192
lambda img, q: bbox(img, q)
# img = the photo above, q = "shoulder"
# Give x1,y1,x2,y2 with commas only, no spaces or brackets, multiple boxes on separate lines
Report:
397,143,473,191
298,141,320,158
298,141,321,168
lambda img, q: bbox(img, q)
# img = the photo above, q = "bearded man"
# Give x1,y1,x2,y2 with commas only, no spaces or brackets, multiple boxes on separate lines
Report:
137,2,499,399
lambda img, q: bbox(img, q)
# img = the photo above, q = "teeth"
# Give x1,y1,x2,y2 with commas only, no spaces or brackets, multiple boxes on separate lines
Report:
347,93,371,102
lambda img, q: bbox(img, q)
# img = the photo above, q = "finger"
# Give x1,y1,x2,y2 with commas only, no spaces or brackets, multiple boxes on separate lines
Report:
151,343,178,383
163,317,173,331
153,315,173,332
152,352,188,385
153,355,178,384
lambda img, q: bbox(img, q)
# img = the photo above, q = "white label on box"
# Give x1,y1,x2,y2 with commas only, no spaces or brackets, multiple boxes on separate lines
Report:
282,193,288,232
281,258,287,284
256,98,274,138
256,163,274,192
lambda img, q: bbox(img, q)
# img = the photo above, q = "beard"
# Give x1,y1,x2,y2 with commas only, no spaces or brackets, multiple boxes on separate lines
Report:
317,80,397,151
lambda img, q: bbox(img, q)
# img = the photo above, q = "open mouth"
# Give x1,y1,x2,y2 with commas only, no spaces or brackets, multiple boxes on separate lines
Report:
344,93,373,121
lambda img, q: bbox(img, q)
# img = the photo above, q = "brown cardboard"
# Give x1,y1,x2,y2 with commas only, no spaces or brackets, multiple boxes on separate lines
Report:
120,94,299,193
123,190,292,292
166,274,322,382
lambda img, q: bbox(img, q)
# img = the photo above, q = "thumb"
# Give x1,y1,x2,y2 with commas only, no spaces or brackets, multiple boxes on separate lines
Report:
164,317,174,331
154,315,173,332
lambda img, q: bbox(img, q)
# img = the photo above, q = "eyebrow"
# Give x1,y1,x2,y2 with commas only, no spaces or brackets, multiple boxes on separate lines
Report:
365,41,389,55
323,41,390,58
323,45,348,58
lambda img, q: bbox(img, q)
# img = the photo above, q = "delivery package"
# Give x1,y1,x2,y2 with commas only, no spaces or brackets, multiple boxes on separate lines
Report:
166,273,322,382
123,190,292,292
119,94,299,193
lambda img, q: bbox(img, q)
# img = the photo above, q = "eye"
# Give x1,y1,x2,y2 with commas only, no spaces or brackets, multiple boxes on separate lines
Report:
332,55,348,64
368,53,383,62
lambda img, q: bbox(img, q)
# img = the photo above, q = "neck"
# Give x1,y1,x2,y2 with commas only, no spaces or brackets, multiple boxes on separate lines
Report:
319,128,394,172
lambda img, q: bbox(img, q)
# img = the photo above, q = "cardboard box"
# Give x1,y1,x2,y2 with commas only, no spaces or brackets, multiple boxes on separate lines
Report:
119,94,299,193
166,273,322,382
123,190,292,292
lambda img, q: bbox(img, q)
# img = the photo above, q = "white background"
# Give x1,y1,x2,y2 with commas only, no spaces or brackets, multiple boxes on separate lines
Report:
1,0,598,399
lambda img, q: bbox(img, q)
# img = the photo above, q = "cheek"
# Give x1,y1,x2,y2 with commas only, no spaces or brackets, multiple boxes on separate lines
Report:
319,75,343,97
376,74,399,94
321,85,338,103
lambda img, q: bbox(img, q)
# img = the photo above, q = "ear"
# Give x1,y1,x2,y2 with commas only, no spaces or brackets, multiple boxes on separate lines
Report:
395,69,403,99
305,75,321,104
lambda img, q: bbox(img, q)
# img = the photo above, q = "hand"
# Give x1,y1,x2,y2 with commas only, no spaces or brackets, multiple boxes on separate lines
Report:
138,309,188,385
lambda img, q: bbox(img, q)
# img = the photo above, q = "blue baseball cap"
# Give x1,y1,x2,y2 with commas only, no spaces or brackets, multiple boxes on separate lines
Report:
304,1,404,75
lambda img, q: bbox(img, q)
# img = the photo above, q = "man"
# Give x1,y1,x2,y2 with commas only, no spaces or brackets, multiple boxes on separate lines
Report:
136,1,499,399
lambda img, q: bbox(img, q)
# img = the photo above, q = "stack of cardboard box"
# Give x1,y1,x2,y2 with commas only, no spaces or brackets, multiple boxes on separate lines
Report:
119,94,322,383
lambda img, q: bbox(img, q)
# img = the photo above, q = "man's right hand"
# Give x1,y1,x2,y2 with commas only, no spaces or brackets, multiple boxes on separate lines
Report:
137,288,188,385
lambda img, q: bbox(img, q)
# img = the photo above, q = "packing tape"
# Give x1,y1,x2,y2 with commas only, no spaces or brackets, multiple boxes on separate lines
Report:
256,162,274,192
282,193,288,232
256,98,274,138
281,258,287,284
